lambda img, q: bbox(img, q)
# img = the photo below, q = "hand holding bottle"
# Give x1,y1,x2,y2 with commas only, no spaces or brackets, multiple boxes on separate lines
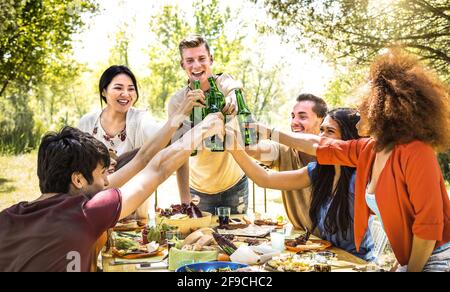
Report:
177,89,206,117
224,116,245,152
222,96,237,115
198,112,225,140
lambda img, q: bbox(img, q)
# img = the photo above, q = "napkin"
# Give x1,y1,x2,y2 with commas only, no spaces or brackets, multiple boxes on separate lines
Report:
230,244,280,265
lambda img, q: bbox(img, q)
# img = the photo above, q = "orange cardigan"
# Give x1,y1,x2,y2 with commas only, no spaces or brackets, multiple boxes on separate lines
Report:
317,138,450,266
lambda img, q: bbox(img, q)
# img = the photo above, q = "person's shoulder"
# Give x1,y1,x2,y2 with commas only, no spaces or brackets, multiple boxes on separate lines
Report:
127,107,147,117
216,73,241,90
87,189,122,206
78,110,100,129
397,140,436,160
79,110,100,121
167,87,189,112
399,140,434,152
169,86,189,102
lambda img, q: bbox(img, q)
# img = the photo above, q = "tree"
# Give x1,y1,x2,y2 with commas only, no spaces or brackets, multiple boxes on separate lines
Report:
143,5,190,117
193,0,245,76
0,0,98,154
259,0,450,79
0,0,98,97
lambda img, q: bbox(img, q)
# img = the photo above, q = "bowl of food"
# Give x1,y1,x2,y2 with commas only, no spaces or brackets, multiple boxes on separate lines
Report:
156,203,212,235
176,261,248,272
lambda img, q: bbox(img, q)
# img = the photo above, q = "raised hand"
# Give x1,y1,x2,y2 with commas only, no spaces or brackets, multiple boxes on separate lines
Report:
222,96,237,116
198,112,225,140
177,89,206,117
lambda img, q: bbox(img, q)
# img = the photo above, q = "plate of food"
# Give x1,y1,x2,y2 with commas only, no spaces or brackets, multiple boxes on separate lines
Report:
253,215,288,229
265,256,312,272
176,261,248,272
156,203,212,235
112,232,164,259
113,219,146,231
217,224,275,238
285,230,332,253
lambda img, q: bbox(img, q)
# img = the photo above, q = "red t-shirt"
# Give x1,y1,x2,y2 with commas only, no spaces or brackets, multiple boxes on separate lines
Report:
0,189,122,272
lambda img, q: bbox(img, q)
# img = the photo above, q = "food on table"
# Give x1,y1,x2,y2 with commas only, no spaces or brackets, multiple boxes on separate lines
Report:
254,219,279,226
253,215,287,228
217,224,274,237
222,234,235,241
213,232,238,256
113,219,146,231
115,236,139,250
186,266,234,272
112,231,162,258
285,239,332,253
176,262,249,272
266,256,311,272
181,228,218,251
241,237,268,246
143,222,178,244
313,263,331,272
285,230,311,247
217,223,249,230
156,211,212,235
158,202,203,219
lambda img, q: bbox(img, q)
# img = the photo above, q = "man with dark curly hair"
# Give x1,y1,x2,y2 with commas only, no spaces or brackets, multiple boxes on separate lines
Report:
256,48,450,272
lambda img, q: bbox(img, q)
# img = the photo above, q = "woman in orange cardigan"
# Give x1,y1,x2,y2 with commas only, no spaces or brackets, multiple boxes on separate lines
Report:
258,48,450,272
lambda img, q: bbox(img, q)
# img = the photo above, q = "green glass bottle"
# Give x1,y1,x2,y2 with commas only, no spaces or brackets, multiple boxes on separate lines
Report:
190,80,202,156
236,89,257,146
205,76,225,152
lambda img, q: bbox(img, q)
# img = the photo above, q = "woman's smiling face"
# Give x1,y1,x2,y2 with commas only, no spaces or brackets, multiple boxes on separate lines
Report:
102,74,137,113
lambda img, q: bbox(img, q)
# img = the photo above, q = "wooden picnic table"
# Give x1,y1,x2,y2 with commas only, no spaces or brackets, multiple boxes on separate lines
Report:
102,215,370,272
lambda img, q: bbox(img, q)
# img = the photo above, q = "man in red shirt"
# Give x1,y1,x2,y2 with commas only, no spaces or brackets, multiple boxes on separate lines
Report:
0,112,223,272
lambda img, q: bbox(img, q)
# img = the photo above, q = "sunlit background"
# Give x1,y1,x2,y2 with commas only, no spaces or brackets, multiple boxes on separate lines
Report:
0,0,448,213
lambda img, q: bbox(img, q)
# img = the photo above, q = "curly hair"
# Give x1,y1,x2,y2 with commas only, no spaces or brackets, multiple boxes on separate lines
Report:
359,48,450,152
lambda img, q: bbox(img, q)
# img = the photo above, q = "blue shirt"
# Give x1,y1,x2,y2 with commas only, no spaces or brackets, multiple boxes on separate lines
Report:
307,162,375,261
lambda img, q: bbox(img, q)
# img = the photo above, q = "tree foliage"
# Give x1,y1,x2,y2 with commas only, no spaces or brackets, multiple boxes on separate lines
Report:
0,0,98,154
260,0,450,79
143,5,190,116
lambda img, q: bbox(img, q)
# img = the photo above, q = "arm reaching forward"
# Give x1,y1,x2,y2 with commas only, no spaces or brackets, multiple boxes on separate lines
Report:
108,91,205,189
118,113,223,220
257,123,320,156
226,119,311,191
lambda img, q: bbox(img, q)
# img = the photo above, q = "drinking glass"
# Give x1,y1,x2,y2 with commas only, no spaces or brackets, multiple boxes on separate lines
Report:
270,231,285,252
216,206,231,226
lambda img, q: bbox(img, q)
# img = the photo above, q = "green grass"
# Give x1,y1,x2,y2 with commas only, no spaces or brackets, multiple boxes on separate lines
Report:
0,151,39,211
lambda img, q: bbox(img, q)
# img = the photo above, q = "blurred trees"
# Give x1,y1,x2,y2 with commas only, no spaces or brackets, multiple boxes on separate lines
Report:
259,0,450,80
0,0,98,153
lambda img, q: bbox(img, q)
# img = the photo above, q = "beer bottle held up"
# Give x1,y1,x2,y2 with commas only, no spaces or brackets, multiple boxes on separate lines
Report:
190,80,202,156
205,76,225,152
236,89,257,146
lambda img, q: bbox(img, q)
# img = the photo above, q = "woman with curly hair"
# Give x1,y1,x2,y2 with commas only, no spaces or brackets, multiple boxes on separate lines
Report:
258,48,450,272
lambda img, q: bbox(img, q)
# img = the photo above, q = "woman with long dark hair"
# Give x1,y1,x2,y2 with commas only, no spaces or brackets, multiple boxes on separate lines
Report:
228,108,375,261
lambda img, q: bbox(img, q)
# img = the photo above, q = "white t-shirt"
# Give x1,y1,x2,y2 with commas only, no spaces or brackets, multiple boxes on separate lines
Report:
77,107,161,156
